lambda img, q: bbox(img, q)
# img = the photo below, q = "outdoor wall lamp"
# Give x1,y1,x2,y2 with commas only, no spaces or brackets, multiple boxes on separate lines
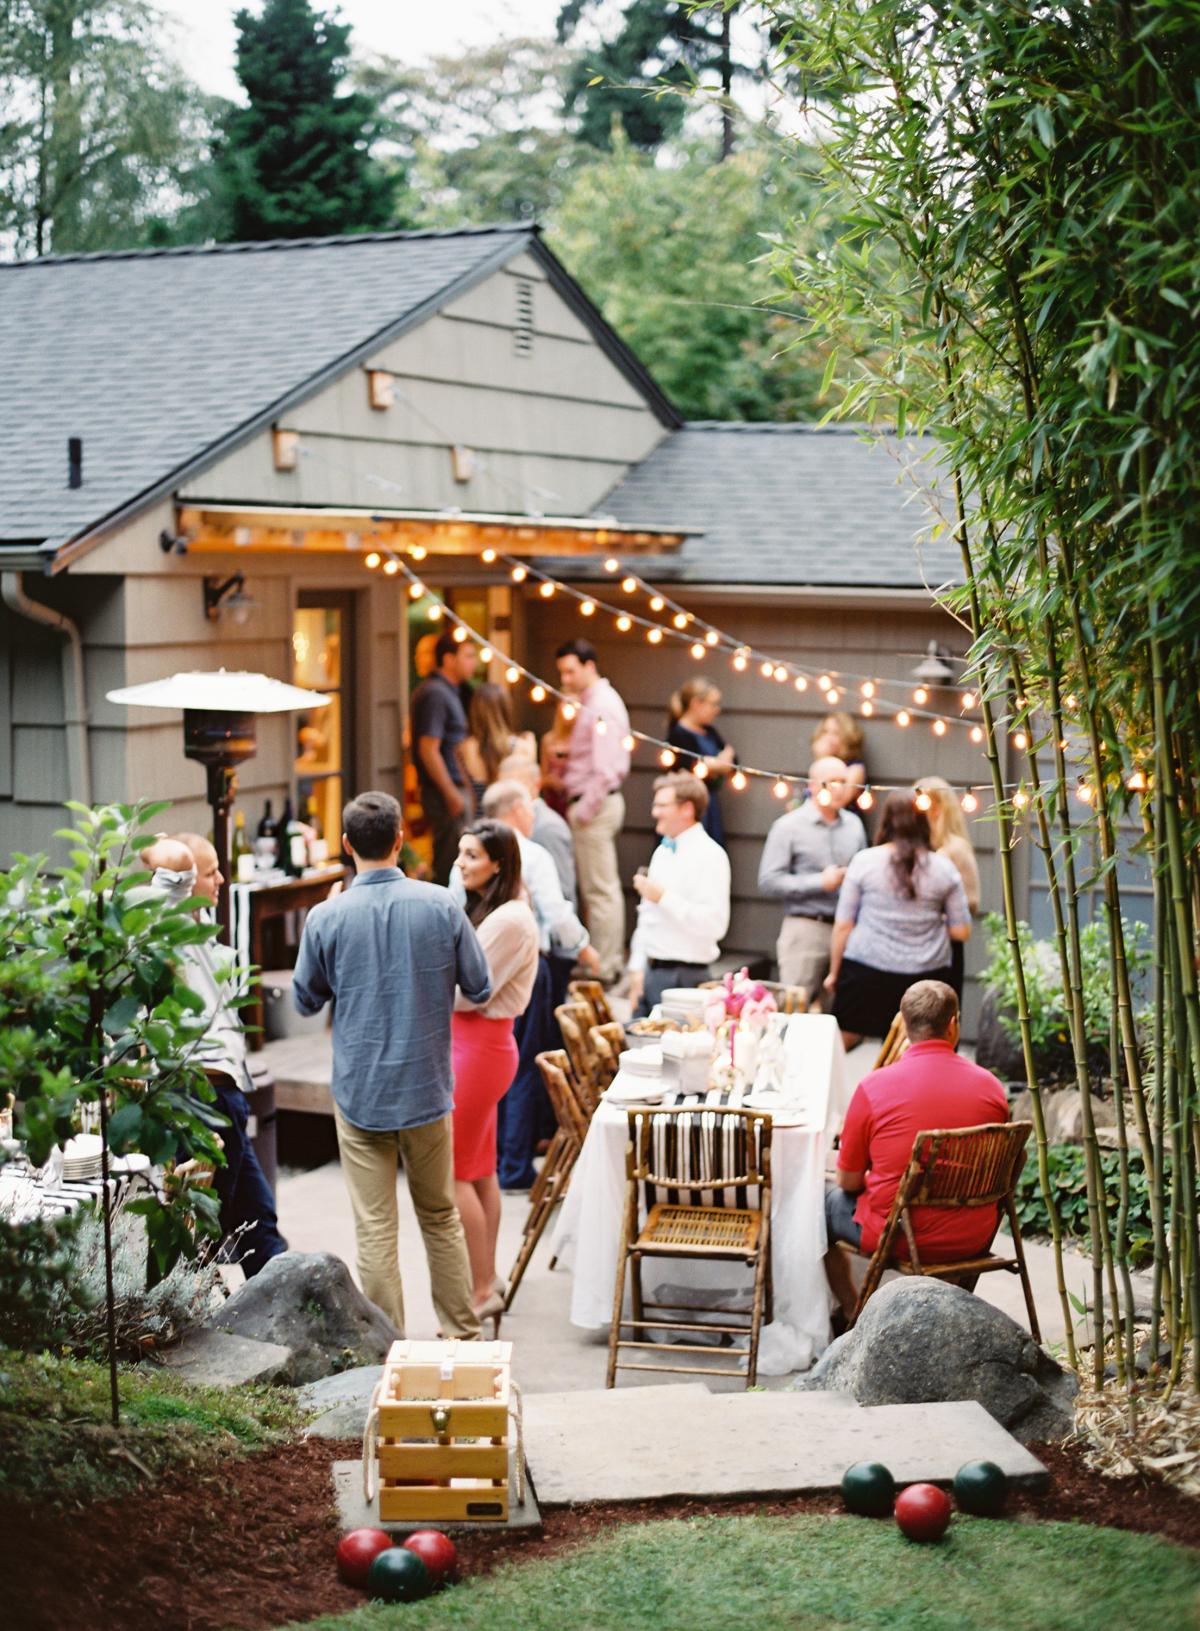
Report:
204,572,258,625
912,640,956,686
159,529,189,556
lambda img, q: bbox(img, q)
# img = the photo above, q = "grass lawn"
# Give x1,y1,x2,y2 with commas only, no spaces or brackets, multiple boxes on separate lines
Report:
0,1345,303,1506
285,1511,1200,1631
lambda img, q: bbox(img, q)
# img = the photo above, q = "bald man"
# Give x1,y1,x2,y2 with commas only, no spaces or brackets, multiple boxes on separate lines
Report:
141,832,287,1278
757,757,868,1006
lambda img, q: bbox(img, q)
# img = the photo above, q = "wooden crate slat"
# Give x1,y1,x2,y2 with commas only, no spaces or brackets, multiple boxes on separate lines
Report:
379,1482,509,1522
378,1398,510,1438
378,1443,509,1480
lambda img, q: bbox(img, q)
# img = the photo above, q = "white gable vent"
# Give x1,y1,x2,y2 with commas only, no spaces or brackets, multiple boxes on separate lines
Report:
513,279,534,356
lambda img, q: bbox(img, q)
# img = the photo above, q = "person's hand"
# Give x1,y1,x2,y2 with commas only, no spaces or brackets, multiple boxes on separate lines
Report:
823,970,838,994
820,864,846,892
578,944,601,974
627,969,645,1008
446,786,466,820
716,744,736,766
633,872,664,903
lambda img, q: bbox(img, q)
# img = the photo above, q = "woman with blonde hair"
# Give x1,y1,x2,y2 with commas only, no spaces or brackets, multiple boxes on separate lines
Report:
667,678,736,847
539,701,575,818
916,775,980,995
459,682,535,811
811,711,869,821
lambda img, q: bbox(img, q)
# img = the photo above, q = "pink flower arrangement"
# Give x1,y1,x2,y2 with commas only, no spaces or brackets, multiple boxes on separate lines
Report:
704,968,777,1034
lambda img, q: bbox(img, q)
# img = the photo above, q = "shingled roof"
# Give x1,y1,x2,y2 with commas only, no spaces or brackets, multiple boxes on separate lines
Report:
0,224,677,558
591,422,962,589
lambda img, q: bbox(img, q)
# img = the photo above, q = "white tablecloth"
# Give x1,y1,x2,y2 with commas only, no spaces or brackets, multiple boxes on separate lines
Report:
549,1014,851,1376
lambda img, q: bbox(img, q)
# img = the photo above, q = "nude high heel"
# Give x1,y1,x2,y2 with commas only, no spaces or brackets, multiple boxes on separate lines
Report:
474,1291,504,1339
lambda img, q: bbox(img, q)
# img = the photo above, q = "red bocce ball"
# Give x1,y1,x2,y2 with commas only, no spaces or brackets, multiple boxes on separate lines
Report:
336,1527,393,1587
404,1528,459,1585
894,1483,953,1543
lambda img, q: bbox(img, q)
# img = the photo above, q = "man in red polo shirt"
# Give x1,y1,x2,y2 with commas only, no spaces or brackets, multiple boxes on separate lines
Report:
824,980,1009,1321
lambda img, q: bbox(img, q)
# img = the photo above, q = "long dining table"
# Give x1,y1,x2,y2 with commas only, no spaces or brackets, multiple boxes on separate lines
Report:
549,1013,851,1376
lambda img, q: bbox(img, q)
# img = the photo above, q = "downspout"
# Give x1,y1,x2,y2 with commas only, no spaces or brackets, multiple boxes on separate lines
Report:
1,571,92,805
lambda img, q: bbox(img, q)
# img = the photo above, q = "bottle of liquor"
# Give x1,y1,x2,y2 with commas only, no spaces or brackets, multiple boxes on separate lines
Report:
255,799,279,870
231,810,254,881
305,796,329,866
280,794,305,876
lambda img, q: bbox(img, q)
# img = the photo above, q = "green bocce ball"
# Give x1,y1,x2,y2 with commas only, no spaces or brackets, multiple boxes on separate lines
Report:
953,1460,1010,1517
840,1461,896,1517
367,1545,432,1602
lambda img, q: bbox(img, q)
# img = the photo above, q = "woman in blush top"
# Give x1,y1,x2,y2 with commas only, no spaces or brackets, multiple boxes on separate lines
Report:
823,792,971,1048
452,820,539,1333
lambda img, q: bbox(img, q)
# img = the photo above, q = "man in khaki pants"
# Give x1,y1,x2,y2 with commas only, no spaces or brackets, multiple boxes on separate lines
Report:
556,637,632,984
293,791,491,1337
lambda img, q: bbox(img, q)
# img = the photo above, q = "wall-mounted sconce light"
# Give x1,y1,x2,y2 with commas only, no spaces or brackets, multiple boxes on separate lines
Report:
204,572,258,625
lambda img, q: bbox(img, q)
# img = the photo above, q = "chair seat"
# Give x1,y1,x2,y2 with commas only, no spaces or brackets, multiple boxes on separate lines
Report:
635,1202,762,1255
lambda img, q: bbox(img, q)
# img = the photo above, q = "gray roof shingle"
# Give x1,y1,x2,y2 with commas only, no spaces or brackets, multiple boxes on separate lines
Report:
591,422,962,589
0,226,532,549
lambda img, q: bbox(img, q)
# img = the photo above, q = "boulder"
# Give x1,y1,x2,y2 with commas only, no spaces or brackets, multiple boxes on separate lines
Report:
204,1251,399,1385
158,1328,294,1389
796,1278,1076,1444
973,989,1027,1083
298,1364,382,1438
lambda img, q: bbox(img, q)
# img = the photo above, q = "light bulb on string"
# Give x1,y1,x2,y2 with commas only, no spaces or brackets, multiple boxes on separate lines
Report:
1127,768,1148,792
1013,788,1029,809
970,725,984,744
858,789,875,811
1013,731,1028,751
733,652,748,672
961,691,976,710
825,688,839,705
690,642,706,659
775,666,789,683
815,785,833,808
452,625,467,642
913,686,928,706
427,603,442,619
915,789,933,812
861,681,876,698
595,719,608,735
621,576,638,593
1063,693,1078,711
410,546,427,562
659,748,676,768
530,685,546,704
817,674,832,692
649,595,665,612
673,613,689,631
1076,782,1094,804
647,627,663,644
616,614,632,632
694,761,709,779
383,559,400,576
580,600,595,617
961,790,979,813
364,550,381,569
504,665,520,684
705,630,720,647
622,734,635,753
760,660,774,678
932,718,947,737
861,699,874,717
772,778,791,801
511,565,527,583
896,709,911,727
603,557,620,573
481,547,497,564
408,581,424,599
538,581,555,599
479,646,493,664
730,770,748,791
562,703,577,722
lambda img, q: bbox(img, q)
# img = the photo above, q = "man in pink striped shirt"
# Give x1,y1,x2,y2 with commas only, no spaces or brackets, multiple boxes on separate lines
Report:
556,638,631,983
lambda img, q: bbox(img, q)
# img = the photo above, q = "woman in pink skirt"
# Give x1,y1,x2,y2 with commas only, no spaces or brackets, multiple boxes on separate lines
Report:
452,819,539,1333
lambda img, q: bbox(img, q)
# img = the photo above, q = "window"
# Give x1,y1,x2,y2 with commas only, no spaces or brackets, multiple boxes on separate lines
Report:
293,594,354,852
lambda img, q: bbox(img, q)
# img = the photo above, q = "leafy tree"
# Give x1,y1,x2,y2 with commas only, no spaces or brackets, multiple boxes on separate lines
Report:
216,0,398,241
548,130,838,420
0,0,214,256
357,36,581,226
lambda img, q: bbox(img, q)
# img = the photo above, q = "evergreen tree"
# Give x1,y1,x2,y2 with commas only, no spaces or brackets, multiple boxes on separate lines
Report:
217,0,397,241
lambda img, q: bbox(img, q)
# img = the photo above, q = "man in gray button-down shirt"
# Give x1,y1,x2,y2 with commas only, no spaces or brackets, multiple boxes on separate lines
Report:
294,790,491,1338
757,757,867,1006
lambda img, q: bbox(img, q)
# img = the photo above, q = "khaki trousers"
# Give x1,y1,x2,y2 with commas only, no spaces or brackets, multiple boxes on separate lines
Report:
777,915,834,1007
333,1107,480,1339
569,791,626,981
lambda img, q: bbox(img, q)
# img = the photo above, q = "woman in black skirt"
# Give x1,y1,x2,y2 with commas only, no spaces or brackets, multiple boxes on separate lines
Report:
822,792,971,1049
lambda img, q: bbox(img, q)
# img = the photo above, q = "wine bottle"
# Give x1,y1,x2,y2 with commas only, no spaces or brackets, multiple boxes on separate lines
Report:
231,810,254,881
255,799,279,870
281,794,305,876
305,796,329,865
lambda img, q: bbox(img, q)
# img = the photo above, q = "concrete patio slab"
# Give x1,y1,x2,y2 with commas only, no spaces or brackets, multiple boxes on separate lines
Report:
332,1460,541,1535
522,1385,1047,1506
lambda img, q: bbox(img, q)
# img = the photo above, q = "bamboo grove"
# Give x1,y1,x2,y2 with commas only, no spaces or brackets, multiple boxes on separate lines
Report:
759,0,1200,1392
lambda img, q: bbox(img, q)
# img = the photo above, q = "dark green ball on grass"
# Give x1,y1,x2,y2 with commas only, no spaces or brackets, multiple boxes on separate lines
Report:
953,1460,1010,1517
367,1545,433,1602
840,1461,896,1517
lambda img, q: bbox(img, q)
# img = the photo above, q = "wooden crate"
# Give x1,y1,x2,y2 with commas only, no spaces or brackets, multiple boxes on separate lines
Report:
373,1340,513,1523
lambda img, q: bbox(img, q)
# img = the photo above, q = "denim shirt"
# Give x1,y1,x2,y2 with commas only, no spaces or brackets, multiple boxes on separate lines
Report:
293,869,492,1131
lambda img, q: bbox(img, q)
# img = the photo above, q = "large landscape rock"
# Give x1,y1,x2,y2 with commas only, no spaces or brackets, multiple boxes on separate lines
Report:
205,1251,399,1385
795,1278,1076,1444
298,1364,382,1438
158,1328,294,1389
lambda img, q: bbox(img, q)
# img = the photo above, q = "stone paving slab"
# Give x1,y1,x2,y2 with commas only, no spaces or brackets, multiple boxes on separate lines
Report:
523,1385,1047,1507
333,1460,541,1536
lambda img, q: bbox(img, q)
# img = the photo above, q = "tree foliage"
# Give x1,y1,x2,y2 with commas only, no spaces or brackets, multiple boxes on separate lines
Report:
215,0,398,241
0,0,214,256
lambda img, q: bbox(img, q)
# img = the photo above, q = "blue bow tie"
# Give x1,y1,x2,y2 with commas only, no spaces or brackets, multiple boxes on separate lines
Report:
660,837,677,853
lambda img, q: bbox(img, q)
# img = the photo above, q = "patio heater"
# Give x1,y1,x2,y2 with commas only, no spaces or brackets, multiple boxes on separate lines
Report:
105,670,330,941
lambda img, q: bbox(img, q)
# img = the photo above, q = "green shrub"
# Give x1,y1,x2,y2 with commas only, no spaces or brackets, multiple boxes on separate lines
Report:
1014,1144,1164,1268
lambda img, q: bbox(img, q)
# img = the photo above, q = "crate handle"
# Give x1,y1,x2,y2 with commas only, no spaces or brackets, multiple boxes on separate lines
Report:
510,1379,525,1507
361,1377,383,1506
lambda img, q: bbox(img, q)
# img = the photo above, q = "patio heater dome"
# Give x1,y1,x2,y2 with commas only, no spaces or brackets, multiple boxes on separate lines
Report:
105,670,331,939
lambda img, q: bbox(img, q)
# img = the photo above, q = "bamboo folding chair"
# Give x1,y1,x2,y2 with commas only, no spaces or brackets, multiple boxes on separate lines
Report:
871,1011,910,1070
608,1106,773,1388
555,1002,604,1112
504,1051,590,1309
841,1120,1041,1340
588,1021,626,1088
567,978,615,1029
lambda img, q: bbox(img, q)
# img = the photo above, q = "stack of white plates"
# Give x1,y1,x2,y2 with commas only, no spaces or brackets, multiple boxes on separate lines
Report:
606,1046,667,1104
659,987,711,1025
61,1133,104,1182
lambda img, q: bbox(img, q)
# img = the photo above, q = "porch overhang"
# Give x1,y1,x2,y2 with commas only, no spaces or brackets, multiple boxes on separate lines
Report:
174,502,696,559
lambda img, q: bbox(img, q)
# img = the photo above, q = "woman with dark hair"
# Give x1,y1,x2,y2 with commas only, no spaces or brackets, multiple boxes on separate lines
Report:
822,792,971,1047
452,819,539,1331
458,683,536,811
666,678,737,847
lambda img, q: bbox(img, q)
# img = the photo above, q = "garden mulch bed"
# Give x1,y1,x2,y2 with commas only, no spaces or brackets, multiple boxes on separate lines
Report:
4,1436,1198,1631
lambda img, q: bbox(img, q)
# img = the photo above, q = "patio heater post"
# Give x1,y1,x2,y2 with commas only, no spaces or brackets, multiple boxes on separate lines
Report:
182,708,256,942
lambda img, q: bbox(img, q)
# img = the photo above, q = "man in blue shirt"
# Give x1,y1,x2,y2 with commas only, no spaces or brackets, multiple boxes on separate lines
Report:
293,790,492,1337
410,631,477,884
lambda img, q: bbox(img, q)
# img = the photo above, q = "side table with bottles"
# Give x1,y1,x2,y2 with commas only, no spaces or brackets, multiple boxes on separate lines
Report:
230,864,349,1050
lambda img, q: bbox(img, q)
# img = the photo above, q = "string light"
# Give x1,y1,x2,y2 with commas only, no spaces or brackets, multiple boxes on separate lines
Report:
705,630,720,647
427,604,442,619
580,599,595,617
861,700,875,717
595,719,608,735
730,770,748,791
760,660,775,679
530,684,546,703
383,559,400,576
970,725,984,744
1075,783,1094,804
649,595,665,612
1013,731,1028,751
504,665,520,684
659,749,676,767
481,547,497,565
410,546,427,562
915,789,933,812
913,686,928,706
961,790,979,813
794,675,808,693
673,613,689,631
562,703,577,722
772,779,791,800
621,576,638,593
364,550,381,569
775,666,789,683
861,681,876,698
932,718,947,737
961,691,976,709
538,581,555,599
408,581,424,599
622,734,635,752
817,674,832,691
511,565,527,583
690,642,706,659
452,624,467,641
1013,789,1029,809
647,627,663,644
1127,769,1148,792
825,688,839,705
1063,693,1078,710
694,761,709,779
896,710,911,727
616,614,633,632
815,786,833,807
858,789,875,811
603,558,620,573
479,646,493,664
733,654,748,672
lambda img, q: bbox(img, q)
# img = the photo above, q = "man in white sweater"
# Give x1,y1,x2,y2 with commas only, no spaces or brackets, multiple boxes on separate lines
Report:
628,772,732,1018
